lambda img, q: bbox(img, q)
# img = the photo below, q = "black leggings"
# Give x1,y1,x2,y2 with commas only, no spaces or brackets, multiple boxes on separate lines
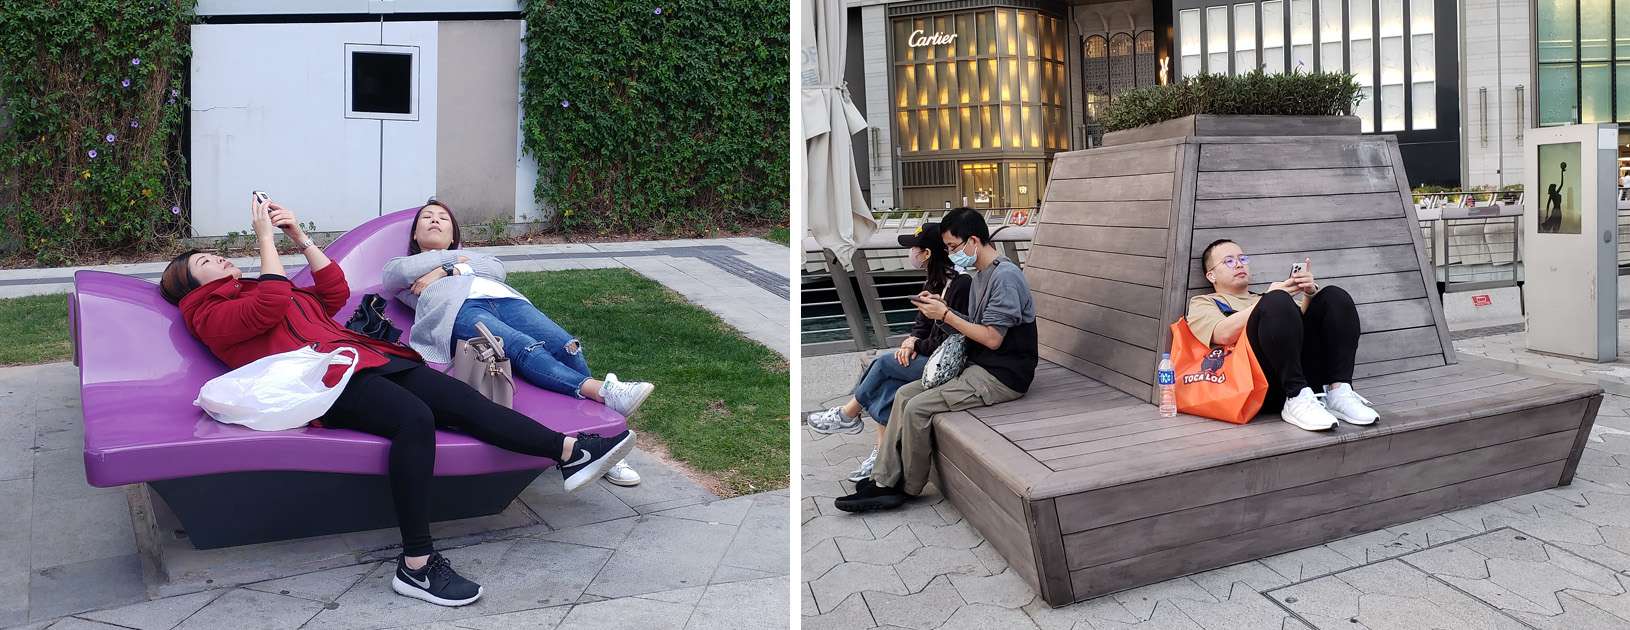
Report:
1246,287,1361,412
324,363,568,557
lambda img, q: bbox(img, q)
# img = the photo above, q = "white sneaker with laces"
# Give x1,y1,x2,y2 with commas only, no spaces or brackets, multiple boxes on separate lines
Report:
601,373,655,418
1322,384,1379,425
603,458,641,486
1280,387,1338,431
806,407,863,435
847,449,878,482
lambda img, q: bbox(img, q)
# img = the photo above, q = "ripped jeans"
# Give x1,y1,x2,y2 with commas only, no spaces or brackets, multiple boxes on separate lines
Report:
452,298,591,397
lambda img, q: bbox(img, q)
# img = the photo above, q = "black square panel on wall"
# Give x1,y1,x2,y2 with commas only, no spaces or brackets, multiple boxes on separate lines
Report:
352,51,412,115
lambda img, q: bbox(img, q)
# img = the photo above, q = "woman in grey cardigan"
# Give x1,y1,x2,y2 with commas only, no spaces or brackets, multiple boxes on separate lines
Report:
383,201,654,486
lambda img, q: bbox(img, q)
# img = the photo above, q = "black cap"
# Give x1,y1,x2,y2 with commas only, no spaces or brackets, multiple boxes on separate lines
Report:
897,222,943,249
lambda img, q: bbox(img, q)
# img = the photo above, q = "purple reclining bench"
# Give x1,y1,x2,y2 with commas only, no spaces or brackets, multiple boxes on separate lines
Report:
70,207,625,551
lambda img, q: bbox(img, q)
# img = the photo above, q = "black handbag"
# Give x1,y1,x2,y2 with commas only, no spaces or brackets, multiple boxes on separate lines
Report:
344,293,402,343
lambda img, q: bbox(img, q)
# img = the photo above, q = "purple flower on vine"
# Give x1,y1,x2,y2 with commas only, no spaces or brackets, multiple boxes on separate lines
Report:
120,78,131,88
87,150,98,159
653,7,663,14
171,206,181,215
105,133,116,143
166,98,175,104
561,99,570,108
131,58,141,66
170,89,179,98
130,120,140,129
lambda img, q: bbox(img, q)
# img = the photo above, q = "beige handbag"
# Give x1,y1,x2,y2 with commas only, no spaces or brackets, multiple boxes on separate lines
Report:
446,321,515,408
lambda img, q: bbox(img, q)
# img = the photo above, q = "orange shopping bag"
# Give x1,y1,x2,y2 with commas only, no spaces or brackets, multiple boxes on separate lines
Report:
1167,318,1268,424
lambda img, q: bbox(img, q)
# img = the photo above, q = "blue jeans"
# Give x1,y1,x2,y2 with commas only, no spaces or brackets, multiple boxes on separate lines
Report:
853,353,928,425
453,298,591,397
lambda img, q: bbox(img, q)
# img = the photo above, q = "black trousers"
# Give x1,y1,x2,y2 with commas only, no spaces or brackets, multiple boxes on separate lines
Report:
324,363,568,557
1246,287,1361,413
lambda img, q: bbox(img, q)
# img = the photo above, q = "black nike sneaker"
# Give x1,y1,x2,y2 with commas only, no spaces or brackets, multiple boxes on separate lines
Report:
833,480,907,513
561,429,637,492
391,553,483,607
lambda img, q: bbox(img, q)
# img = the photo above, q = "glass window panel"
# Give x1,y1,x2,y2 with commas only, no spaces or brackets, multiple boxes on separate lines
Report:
917,109,932,153
917,63,930,106
1000,10,1015,56
1357,86,1375,131
979,12,995,55
1381,83,1405,131
1412,82,1435,128
1618,0,1630,58
1320,0,1343,72
1112,33,1137,94
1537,0,1577,63
1582,63,1611,122
1263,0,1285,73
899,111,914,152
899,65,914,108
1411,33,1434,81
958,14,976,57
1136,31,1158,85
981,58,995,101
943,61,957,106
1538,63,1578,124
1235,5,1258,72
1003,104,1018,148
1180,9,1203,77
924,63,938,106
1291,0,1314,71
1617,62,1630,119
1350,0,1373,83
1380,0,1404,86
1207,6,1230,73
1583,0,1610,61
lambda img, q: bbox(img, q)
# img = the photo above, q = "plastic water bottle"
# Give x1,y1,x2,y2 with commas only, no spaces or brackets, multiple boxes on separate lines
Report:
1157,353,1177,417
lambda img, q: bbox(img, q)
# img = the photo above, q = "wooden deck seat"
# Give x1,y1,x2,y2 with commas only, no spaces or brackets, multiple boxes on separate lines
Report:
933,116,1603,606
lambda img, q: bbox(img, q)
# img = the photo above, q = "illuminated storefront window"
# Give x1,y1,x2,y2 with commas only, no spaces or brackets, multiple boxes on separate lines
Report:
1536,0,1630,125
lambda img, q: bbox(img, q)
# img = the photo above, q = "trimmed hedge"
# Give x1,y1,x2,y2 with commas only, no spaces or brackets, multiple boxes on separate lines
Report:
0,0,194,265
1102,71,1363,132
519,0,790,236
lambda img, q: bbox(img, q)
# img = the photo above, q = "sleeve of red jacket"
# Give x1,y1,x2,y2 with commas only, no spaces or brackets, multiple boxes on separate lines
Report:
309,264,351,317
188,277,294,347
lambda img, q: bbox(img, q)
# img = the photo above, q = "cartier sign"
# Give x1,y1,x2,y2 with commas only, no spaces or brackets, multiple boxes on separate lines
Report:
908,29,957,47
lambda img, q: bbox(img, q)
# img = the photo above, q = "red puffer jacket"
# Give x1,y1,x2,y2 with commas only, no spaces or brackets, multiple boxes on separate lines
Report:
179,263,421,386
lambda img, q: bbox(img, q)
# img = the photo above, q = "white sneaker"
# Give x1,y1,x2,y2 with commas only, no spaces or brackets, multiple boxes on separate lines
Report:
601,373,655,418
1322,384,1379,425
846,449,878,482
603,458,641,486
806,407,863,435
1281,387,1338,431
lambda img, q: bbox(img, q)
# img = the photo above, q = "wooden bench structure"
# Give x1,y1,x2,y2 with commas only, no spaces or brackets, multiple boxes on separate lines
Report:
933,115,1603,607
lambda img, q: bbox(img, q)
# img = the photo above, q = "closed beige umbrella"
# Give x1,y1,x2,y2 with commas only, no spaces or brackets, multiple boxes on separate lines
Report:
801,0,876,269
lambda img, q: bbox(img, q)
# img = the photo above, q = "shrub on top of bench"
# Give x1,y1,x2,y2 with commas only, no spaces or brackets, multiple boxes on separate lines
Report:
1101,71,1363,132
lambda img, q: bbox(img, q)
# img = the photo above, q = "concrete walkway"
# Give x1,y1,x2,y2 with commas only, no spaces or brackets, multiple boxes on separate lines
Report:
1,237,790,358
2,363,788,630
800,349,1630,630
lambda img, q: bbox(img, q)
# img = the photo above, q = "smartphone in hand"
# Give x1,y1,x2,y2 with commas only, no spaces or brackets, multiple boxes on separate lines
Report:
252,191,269,205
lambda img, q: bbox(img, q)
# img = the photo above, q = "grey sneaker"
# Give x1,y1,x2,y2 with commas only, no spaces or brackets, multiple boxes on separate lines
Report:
806,407,863,435
846,449,878,482
601,373,655,418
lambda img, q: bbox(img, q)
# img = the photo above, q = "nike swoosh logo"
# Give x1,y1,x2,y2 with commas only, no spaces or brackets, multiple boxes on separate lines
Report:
405,571,430,589
564,449,593,468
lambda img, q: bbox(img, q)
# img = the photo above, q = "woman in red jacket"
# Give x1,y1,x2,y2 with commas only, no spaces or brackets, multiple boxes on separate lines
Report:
159,196,635,608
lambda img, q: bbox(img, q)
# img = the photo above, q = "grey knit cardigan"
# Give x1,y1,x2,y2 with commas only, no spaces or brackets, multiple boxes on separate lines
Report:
381,250,515,364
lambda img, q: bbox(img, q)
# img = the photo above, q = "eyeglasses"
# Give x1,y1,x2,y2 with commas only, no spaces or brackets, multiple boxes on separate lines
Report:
1209,254,1250,271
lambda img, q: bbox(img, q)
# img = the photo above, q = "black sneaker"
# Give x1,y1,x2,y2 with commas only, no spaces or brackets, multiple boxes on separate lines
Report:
561,430,637,492
391,553,483,607
833,480,907,513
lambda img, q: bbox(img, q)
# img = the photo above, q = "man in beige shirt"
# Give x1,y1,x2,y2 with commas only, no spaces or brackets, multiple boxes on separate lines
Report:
1186,239,1380,430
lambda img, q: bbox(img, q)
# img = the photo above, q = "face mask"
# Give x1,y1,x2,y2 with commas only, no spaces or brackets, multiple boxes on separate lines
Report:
905,247,925,270
948,239,977,270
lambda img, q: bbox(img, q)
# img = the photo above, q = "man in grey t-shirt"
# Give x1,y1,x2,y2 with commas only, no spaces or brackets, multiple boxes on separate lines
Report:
836,209,1038,513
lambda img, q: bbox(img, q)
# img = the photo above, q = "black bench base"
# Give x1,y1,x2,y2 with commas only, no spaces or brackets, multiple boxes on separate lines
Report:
147,469,544,549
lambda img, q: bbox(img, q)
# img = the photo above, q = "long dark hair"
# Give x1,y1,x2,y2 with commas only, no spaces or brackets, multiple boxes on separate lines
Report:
407,200,462,255
159,250,202,305
922,240,956,293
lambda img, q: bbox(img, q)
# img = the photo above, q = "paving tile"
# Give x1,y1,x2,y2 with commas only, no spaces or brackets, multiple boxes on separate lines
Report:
717,493,789,576
32,619,127,630
893,545,989,593
1021,596,1141,630
1113,577,1218,622
1325,529,1427,565
242,562,377,603
529,515,639,551
1187,561,1291,601
654,494,756,526
27,554,146,621
803,538,844,583
835,525,922,566
634,585,708,605
519,477,638,530
29,492,134,569
174,588,325,630
940,602,1043,629
865,574,963,630
802,497,818,525
342,501,539,553
1382,514,1482,548
802,515,875,552
1399,529,1628,627
951,569,1037,608
1168,587,1295,630
801,583,817,618
858,499,953,540
708,565,778,585
0,564,29,627
1259,545,1363,583
449,605,571,630
156,532,358,597
808,562,908,614
970,541,1009,575
1270,559,1528,629
802,593,877,630
685,576,787,630
78,590,223,630
584,515,737,599
597,451,717,511
554,595,696,630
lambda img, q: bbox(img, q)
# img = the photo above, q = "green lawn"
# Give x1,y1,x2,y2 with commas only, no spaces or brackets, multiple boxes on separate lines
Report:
0,294,71,366
0,270,789,494
764,226,790,246
509,269,789,495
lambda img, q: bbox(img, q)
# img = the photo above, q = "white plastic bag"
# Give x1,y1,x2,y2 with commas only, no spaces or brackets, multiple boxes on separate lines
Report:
195,347,360,431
